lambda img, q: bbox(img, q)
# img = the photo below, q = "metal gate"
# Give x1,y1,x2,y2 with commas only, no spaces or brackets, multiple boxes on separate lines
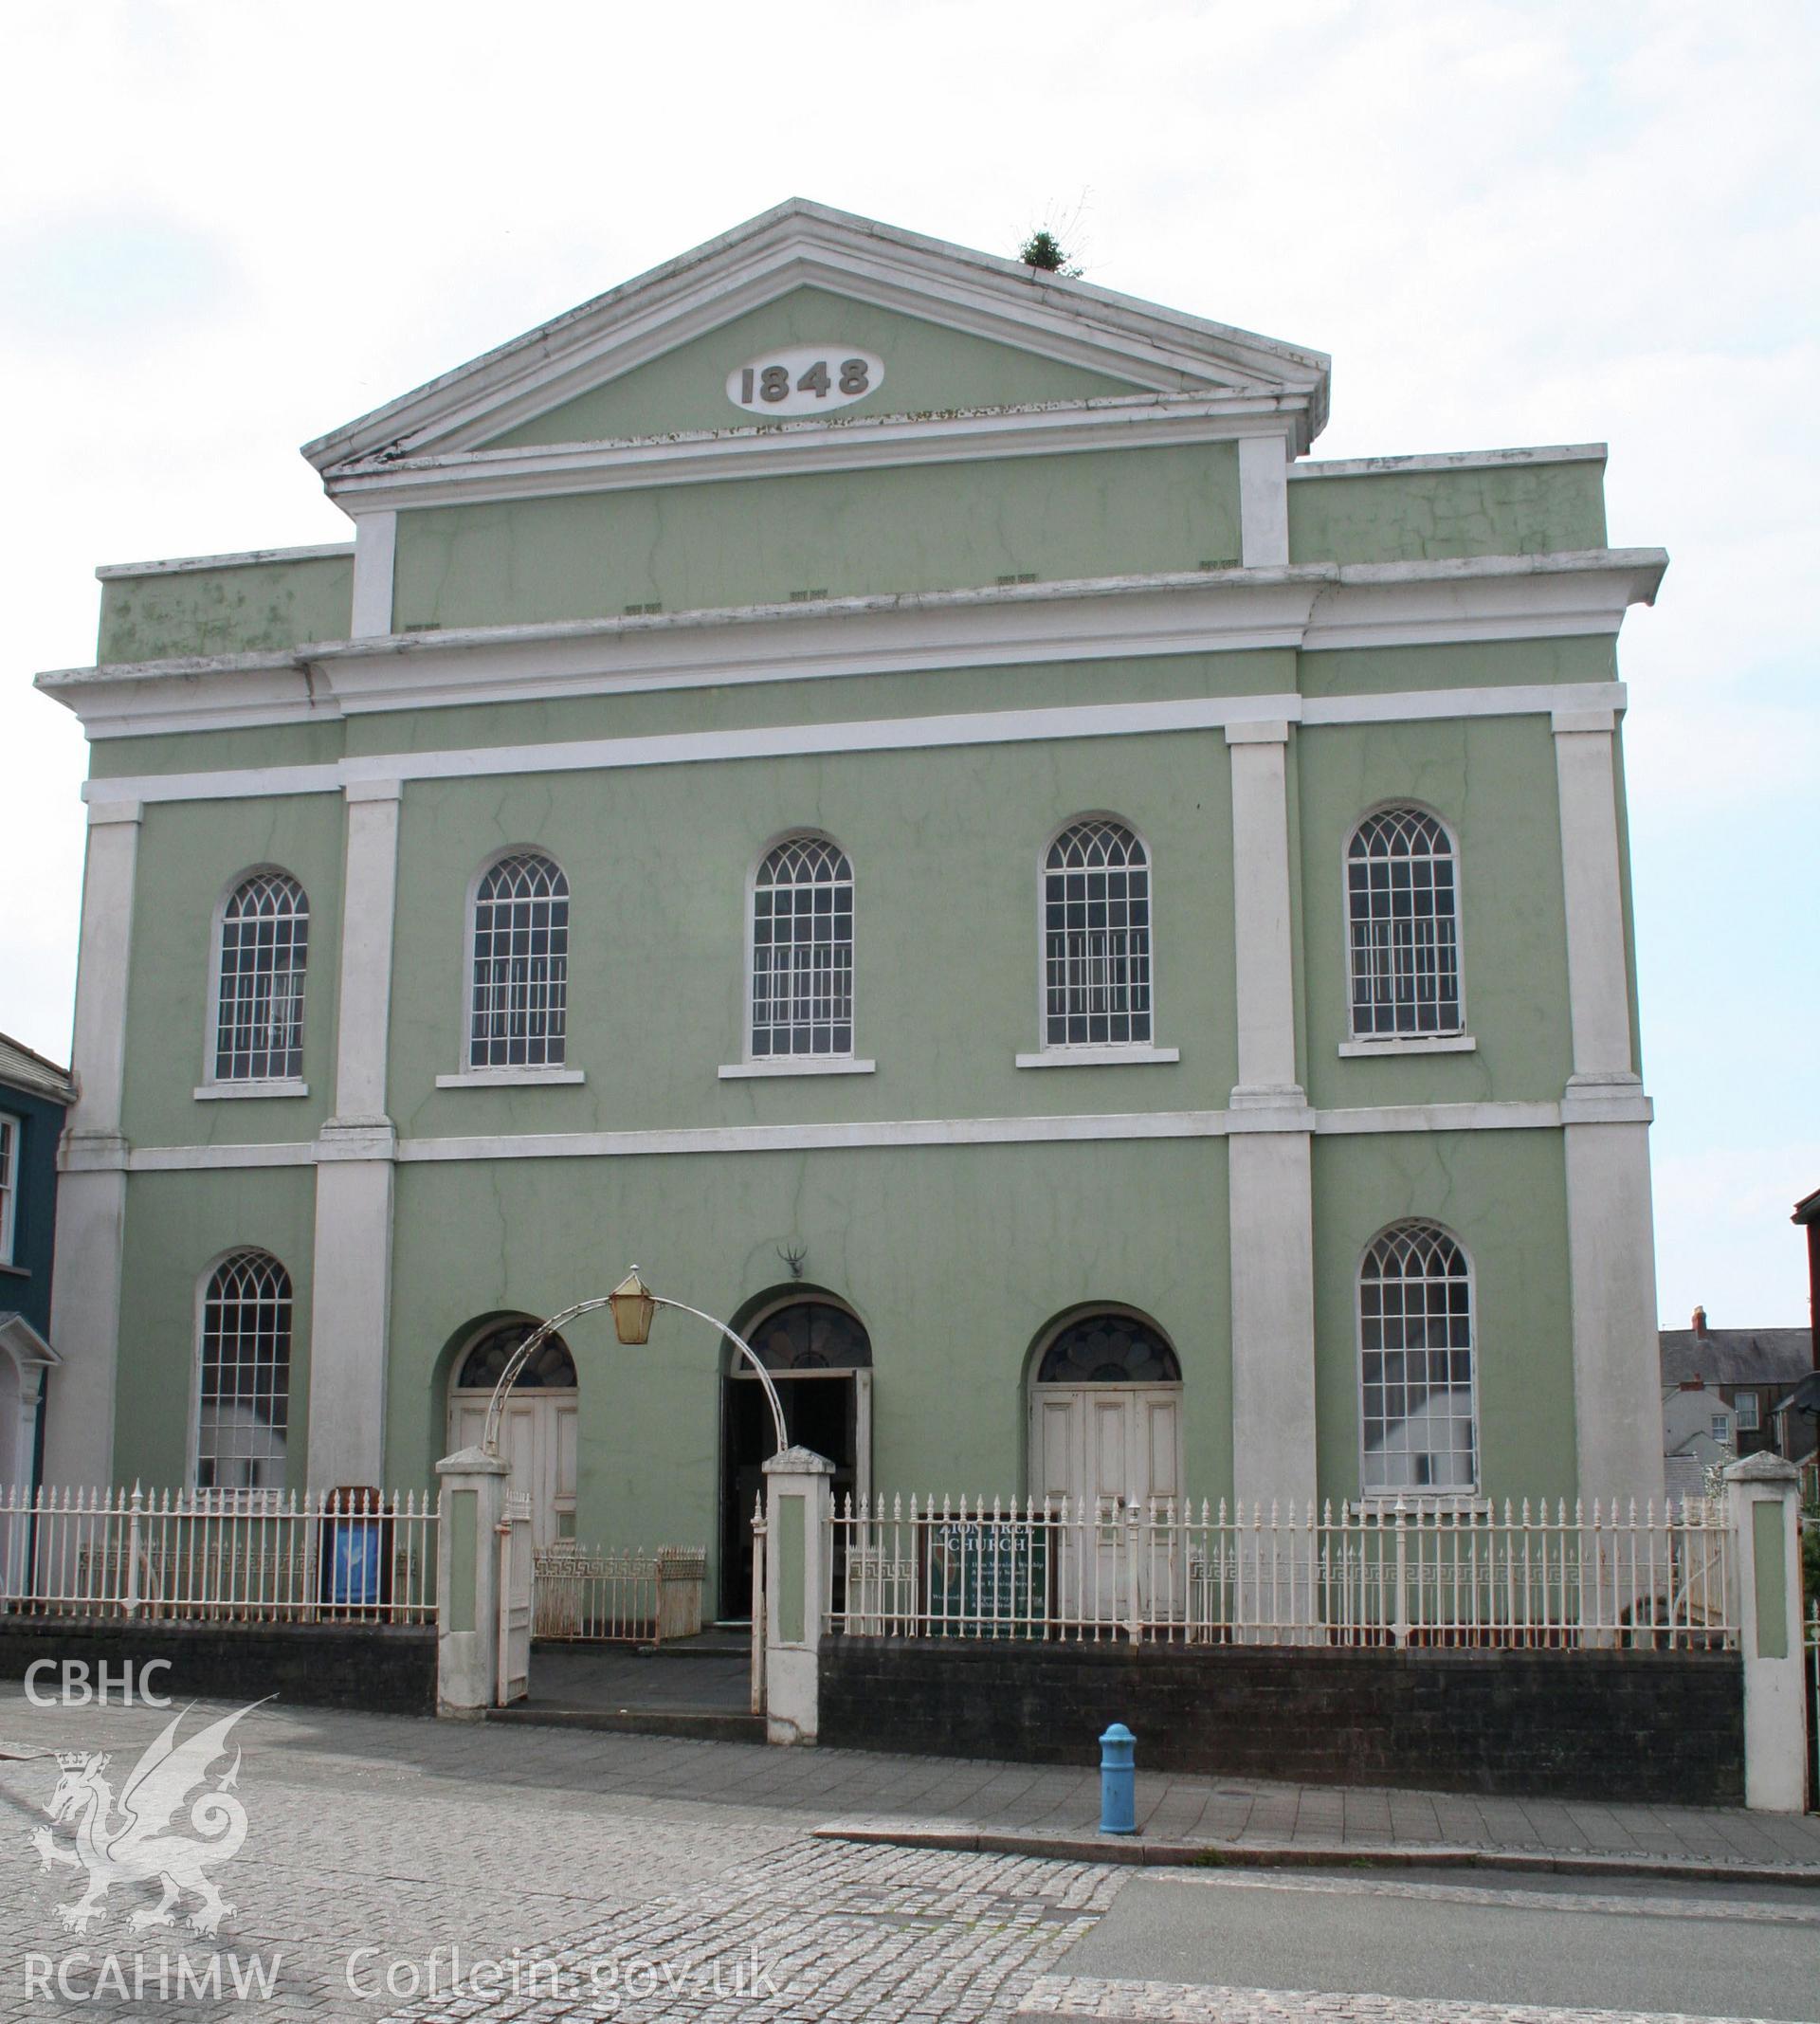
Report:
496,1493,533,1706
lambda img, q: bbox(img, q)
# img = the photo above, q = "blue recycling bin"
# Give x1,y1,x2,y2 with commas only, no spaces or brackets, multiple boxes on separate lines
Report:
1100,1723,1137,1834
321,1486,391,1614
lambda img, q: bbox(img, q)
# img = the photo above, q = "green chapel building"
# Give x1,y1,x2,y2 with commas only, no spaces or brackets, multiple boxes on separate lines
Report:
36,201,1667,1613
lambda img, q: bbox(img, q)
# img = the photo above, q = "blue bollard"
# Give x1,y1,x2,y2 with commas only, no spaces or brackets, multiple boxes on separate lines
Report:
1099,1722,1137,1834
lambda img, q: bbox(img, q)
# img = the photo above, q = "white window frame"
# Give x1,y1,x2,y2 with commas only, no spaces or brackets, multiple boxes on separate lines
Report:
722,830,875,1079
1356,1219,1481,1503
1338,804,1471,1055
1023,813,1177,1068
196,866,311,1100
1733,1390,1760,1432
191,1248,293,1497
439,848,585,1088
0,1111,18,1268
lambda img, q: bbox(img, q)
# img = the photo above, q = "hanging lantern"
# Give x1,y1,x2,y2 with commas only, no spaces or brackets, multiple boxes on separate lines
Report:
609,1267,656,1346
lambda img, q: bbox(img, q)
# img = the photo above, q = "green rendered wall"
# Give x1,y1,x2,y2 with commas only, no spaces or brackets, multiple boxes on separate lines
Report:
482,286,1142,449
1298,635,1617,699
385,1135,1234,1594
106,1116,1585,1593
1296,714,1574,1112
386,731,1238,1139
1310,1128,1576,1510
85,647,1298,783
98,556,353,664
1288,463,1606,565
119,795,345,1149
391,442,1243,629
88,719,347,782
111,1167,318,1491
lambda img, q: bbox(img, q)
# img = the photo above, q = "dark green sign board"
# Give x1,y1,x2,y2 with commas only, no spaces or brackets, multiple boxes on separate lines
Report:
926,1521,1048,1635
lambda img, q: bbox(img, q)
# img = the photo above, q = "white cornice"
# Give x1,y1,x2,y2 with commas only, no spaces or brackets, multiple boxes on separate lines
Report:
323,391,1308,511
301,198,1330,470
96,542,353,582
118,1094,1583,1171
1288,444,1607,482
78,680,1629,809
1301,548,1663,653
38,549,1664,742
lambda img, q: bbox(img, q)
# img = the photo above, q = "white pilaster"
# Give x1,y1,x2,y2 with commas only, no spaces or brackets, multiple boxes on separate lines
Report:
331,779,404,1122
44,802,141,1490
349,512,398,641
1553,709,1635,1085
1227,721,1301,1099
1562,1120,1665,1505
1225,723,1317,1520
1552,711,1664,1511
1237,432,1290,568
306,779,403,1487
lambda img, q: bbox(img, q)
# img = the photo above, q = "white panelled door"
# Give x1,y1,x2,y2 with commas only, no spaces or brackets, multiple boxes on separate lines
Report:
446,1392,577,1553
1030,1383,1182,1620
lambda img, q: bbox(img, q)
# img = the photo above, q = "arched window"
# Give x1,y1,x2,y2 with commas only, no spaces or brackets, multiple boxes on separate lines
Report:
196,1249,291,1491
1037,1311,1180,1384
214,872,309,1082
747,1300,873,1372
751,836,853,1057
1358,1222,1477,1494
470,853,569,1069
1044,821,1151,1048
455,1322,577,1391
1346,809,1462,1039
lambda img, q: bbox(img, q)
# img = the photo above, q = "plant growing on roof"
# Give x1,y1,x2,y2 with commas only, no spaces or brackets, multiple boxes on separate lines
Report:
1016,228,1082,277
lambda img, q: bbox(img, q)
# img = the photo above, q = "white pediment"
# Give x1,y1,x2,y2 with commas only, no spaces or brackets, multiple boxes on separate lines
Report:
302,199,1331,479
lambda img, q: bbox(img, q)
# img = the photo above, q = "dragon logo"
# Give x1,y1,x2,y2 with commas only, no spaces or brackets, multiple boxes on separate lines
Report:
28,1701,263,1935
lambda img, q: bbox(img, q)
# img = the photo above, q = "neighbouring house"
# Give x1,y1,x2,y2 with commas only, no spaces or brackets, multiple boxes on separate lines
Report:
0,1033,74,1493
34,200,1669,1614
1779,1186,1820,1483
1660,1305,1817,1500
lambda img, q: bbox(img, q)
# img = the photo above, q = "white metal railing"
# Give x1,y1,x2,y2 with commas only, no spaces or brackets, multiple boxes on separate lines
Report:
0,1485,438,1625
531,1543,706,1643
828,1494,1736,1650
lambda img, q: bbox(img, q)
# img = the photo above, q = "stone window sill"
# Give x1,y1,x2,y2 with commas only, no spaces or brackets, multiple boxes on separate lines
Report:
719,1058,876,1080
434,1068,586,1088
1015,1046,1180,1069
1337,1034,1476,1059
193,1079,309,1101
1352,1494,1491,1517
0,1261,27,1279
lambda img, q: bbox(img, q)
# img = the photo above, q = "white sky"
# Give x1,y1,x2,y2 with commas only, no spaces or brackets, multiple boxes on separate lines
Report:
2,1,1814,1325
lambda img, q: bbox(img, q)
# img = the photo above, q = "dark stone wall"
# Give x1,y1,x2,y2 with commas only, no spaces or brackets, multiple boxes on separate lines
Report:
0,1617,436,1717
820,1637,1744,1804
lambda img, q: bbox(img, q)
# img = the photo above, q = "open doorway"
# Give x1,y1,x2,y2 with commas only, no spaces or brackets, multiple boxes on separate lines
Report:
719,1296,871,1618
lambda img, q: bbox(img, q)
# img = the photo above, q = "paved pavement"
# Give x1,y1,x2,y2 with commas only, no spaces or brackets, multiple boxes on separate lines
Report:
483,1678,1820,1873
1,1687,1817,2023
